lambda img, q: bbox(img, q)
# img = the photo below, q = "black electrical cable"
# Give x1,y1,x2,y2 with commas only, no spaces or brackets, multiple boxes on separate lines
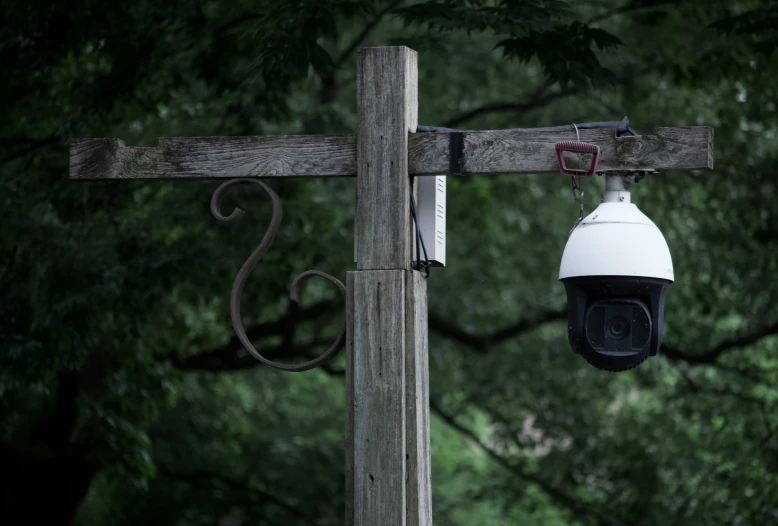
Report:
410,195,430,278
417,115,643,183
409,178,430,278
417,115,636,136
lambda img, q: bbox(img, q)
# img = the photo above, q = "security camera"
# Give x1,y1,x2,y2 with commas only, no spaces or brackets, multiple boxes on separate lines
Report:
559,174,673,372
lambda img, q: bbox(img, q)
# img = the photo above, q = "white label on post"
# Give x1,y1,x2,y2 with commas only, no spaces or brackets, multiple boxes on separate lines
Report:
417,175,446,266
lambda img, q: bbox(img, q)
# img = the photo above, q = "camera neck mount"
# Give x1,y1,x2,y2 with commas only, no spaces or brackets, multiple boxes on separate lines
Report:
604,173,633,203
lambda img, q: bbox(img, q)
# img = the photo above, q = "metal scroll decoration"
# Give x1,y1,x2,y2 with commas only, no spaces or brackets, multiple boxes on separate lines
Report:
210,178,346,372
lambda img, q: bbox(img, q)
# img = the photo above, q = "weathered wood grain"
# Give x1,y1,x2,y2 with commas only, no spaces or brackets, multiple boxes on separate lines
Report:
345,273,355,526
349,46,431,526
69,136,356,180
408,126,714,174
349,270,407,526
405,271,431,526
70,127,713,181
355,46,418,270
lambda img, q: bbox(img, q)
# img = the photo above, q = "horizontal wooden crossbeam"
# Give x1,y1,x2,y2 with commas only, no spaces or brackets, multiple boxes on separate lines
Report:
69,136,357,180
409,127,713,175
70,127,713,180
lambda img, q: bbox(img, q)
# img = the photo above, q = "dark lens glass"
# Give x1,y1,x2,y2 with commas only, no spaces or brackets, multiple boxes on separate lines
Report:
632,307,650,348
606,316,630,341
586,305,605,348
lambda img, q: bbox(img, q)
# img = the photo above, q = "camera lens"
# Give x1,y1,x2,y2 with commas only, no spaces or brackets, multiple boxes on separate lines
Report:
584,298,652,360
606,316,630,340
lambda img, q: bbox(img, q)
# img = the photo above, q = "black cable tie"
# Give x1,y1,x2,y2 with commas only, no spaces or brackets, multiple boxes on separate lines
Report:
449,132,464,175
616,116,629,134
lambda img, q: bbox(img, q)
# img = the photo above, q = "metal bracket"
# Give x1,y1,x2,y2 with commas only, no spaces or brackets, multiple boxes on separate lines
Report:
449,132,464,175
211,179,345,372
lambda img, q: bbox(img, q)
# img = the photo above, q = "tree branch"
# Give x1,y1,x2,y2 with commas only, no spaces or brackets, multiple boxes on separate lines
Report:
214,12,264,35
432,308,777,374
173,302,561,373
430,401,614,526
428,310,566,352
175,338,336,372
175,300,338,371
158,464,314,525
335,0,405,68
320,0,404,103
661,321,778,364
174,293,778,375
0,136,56,166
587,0,682,25
440,87,577,129
677,369,769,407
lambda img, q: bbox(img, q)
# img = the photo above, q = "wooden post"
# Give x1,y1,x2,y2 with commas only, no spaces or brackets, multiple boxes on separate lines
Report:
347,46,432,526
68,46,715,526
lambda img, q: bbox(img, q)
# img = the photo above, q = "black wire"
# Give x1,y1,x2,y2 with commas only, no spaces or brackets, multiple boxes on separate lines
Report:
409,178,430,278
417,115,636,136
413,194,420,270
410,195,430,278
418,116,642,182
412,196,430,277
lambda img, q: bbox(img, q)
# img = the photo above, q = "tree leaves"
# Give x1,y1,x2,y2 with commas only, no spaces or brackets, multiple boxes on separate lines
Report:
497,23,622,87
709,5,778,56
395,0,620,88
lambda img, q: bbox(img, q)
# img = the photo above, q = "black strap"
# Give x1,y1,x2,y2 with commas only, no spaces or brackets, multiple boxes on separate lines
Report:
449,131,464,175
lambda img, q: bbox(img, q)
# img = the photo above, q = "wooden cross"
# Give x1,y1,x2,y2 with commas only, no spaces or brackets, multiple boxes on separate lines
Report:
70,46,713,526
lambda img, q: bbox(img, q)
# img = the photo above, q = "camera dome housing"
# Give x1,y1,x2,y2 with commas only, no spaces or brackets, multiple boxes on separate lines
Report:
560,176,673,372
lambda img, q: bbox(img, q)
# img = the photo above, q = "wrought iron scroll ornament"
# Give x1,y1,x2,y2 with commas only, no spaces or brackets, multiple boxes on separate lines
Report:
210,178,346,372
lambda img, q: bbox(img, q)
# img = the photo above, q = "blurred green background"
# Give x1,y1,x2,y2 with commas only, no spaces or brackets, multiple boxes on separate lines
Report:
2,1,777,524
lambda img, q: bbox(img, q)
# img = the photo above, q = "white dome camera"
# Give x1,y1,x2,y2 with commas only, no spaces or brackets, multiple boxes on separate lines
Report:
559,174,673,372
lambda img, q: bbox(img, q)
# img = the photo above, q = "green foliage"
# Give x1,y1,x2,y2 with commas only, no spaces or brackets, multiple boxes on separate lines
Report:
2,1,778,525
395,0,622,87
497,22,621,87
710,3,778,55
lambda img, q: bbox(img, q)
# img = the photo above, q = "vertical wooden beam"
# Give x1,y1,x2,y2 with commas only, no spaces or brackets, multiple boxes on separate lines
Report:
355,46,418,269
349,271,407,526
345,279,355,526
348,46,431,526
405,271,432,526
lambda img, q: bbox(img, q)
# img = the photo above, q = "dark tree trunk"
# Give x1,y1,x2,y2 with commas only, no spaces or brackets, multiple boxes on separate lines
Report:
2,372,100,525
2,442,99,525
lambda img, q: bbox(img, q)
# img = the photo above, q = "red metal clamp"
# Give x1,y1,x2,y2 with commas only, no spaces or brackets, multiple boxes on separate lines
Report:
555,141,601,176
